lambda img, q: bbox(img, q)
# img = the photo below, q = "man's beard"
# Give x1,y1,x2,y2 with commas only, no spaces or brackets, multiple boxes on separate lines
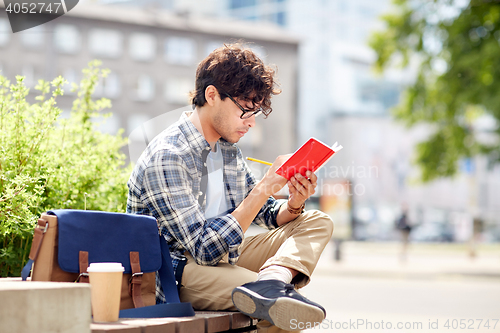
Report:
213,114,243,144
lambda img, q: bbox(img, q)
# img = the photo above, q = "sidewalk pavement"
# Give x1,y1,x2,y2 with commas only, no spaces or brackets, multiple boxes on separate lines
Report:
314,239,500,282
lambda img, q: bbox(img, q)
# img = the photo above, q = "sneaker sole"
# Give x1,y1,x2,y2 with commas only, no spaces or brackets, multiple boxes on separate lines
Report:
232,287,325,331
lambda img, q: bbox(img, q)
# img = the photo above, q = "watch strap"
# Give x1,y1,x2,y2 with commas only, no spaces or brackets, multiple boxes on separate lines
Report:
287,202,305,215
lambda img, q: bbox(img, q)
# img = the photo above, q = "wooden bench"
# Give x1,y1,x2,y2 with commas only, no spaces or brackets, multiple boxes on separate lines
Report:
92,311,257,333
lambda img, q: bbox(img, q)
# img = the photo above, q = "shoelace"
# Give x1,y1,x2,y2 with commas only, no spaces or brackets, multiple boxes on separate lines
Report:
284,283,295,294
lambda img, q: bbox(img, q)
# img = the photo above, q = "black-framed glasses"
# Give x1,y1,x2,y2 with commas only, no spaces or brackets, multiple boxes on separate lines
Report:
223,93,270,119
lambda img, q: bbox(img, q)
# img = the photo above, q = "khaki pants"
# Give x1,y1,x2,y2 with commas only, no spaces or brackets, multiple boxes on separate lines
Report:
179,209,334,312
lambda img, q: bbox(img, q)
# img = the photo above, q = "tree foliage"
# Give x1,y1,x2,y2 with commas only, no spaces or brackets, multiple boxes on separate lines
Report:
370,0,500,181
0,61,132,276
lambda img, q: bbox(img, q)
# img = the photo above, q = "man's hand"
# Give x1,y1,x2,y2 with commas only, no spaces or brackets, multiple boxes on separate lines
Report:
287,170,317,209
232,154,291,232
258,154,291,197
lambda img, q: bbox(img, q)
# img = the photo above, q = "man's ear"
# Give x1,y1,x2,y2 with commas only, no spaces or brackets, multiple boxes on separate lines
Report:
204,85,219,107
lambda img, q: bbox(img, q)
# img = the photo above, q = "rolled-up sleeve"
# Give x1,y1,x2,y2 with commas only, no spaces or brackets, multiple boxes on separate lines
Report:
142,150,244,266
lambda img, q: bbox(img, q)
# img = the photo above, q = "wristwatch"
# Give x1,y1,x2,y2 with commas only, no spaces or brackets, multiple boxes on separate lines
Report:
287,201,305,215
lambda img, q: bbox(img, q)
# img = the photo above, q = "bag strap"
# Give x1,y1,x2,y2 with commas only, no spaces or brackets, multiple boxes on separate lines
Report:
78,251,90,283
129,251,145,308
119,234,195,318
175,257,187,294
158,234,181,304
21,218,49,281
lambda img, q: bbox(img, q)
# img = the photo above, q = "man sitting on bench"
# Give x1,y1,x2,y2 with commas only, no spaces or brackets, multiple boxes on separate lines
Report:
127,43,334,332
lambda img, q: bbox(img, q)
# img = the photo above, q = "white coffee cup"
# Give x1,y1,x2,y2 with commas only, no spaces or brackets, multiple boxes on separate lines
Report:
87,262,124,322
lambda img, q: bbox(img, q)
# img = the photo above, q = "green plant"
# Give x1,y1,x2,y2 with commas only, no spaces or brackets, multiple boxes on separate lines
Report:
0,60,132,277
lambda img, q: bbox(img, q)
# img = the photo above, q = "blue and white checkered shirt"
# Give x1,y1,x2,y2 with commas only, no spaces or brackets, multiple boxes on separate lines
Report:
127,111,285,302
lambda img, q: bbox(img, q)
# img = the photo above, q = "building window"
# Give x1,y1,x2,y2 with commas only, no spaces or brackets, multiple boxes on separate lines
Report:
358,76,400,112
275,11,286,26
104,72,121,98
89,29,123,59
164,37,196,65
230,0,256,9
164,77,193,104
94,72,121,99
0,19,10,47
129,33,156,62
20,25,44,49
54,24,81,54
135,75,155,101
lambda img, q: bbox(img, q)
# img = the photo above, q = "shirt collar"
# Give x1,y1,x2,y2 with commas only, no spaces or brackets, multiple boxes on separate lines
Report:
178,111,236,154
179,111,236,153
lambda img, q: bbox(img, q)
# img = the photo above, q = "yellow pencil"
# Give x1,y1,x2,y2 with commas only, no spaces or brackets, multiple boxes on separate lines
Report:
246,157,273,166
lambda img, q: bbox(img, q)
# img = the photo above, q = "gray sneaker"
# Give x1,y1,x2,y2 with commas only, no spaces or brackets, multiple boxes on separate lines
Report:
231,280,326,331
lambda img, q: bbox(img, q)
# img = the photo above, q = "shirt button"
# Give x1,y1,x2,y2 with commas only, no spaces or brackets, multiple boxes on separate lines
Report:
198,191,203,195
203,162,207,167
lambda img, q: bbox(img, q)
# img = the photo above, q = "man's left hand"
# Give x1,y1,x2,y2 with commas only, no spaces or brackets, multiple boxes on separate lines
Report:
287,170,317,210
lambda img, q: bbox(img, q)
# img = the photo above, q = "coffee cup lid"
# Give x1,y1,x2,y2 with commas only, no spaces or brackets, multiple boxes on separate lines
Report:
87,262,124,273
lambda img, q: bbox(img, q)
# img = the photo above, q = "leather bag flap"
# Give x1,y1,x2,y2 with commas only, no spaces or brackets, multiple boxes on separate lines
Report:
49,210,161,274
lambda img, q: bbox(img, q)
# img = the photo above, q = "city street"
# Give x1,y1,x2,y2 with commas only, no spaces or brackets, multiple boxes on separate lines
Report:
300,241,500,333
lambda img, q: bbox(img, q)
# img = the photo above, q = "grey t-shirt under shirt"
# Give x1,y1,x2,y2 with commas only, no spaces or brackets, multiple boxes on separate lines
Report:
204,142,229,219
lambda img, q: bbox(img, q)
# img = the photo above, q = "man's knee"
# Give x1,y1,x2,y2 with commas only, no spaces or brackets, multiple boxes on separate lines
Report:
306,209,334,238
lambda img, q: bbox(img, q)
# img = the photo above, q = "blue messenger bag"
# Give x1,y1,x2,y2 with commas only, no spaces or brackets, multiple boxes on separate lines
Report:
22,209,194,318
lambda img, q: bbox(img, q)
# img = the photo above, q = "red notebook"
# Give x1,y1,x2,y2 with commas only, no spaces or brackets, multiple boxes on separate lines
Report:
275,138,343,180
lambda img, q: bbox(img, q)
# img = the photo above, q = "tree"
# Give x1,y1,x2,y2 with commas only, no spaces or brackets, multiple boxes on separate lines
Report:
0,61,131,276
369,0,500,182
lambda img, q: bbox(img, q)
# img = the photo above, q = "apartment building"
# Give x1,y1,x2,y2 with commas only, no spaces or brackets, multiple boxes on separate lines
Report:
0,3,299,165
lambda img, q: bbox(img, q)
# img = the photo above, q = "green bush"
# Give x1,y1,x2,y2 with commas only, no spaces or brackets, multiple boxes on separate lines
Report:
0,60,132,277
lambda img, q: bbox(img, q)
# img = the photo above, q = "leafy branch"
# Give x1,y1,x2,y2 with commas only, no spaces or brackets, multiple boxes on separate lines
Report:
369,0,500,181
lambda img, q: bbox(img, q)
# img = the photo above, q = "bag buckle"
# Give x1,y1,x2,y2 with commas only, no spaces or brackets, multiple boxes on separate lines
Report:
75,272,89,282
129,272,143,283
37,221,49,233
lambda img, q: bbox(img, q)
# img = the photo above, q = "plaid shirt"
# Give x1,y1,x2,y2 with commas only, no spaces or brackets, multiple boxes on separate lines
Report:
127,112,285,302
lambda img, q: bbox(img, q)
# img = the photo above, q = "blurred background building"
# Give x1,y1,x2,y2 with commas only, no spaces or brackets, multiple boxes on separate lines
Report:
1,0,499,243
0,2,299,164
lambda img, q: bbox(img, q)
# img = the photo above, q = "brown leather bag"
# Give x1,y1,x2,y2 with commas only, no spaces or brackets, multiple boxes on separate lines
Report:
25,211,159,310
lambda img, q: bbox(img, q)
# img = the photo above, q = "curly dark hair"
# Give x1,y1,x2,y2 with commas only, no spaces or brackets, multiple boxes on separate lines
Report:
189,43,281,115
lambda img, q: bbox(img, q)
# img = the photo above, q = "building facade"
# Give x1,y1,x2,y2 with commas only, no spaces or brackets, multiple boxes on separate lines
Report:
0,2,299,166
